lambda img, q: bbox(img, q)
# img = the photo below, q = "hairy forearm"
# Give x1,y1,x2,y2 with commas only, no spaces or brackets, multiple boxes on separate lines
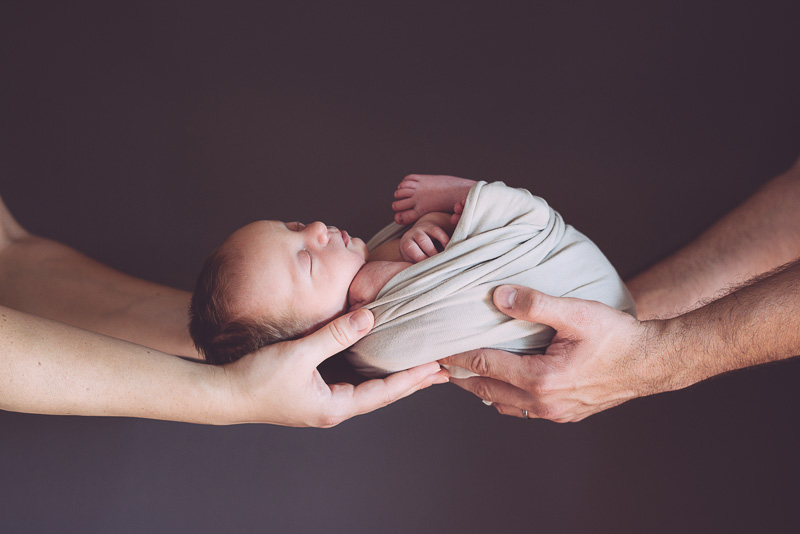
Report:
651,259,800,392
629,158,800,319
0,305,226,422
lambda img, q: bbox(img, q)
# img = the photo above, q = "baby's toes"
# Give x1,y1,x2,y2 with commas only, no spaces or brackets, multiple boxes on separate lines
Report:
453,198,466,214
392,198,416,212
394,188,415,199
397,177,421,191
394,209,421,225
451,213,462,226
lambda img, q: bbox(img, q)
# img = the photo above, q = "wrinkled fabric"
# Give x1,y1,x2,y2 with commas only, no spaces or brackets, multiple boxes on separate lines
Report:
348,181,635,378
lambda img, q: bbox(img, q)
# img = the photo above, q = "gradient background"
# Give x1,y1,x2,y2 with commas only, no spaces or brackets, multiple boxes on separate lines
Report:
2,2,799,533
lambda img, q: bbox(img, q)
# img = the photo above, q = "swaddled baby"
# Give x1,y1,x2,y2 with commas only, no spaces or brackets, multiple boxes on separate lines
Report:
189,175,635,374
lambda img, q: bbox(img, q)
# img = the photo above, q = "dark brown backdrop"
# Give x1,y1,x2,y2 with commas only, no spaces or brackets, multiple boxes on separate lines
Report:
2,2,799,533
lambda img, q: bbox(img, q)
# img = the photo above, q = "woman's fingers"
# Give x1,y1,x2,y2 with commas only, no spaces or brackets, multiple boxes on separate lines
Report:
326,363,448,424
291,309,375,368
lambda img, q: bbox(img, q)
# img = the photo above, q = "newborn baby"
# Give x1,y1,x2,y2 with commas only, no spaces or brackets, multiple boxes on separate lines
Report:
189,175,635,372
189,175,475,364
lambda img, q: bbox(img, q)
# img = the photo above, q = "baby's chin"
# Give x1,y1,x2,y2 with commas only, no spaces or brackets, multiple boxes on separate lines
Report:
351,237,369,260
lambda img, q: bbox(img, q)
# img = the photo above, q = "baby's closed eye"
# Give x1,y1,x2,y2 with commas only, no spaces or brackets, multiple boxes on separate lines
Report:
299,249,312,272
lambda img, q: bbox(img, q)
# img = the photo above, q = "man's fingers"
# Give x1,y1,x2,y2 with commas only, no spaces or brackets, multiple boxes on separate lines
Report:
450,375,535,408
439,348,532,385
492,402,541,419
329,362,448,420
294,309,375,367
492,285,580,331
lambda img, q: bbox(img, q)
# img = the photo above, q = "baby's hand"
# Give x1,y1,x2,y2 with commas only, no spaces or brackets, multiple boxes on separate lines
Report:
400,219,451,263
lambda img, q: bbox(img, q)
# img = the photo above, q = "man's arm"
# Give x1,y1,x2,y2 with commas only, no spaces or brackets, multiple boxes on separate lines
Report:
628,157,800,319
0,197,198,357
440,266,800,422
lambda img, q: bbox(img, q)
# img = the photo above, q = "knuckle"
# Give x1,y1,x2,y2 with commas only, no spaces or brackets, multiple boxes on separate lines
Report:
567,299,602,327
469,351,492,376
472,381,493,402
568,305,591,327
529,376,554,397
319,414,342,428
328,320,351,347
551,409,572,424
494,403,511,416
526,291,549,317
535,404,558,421
318,406,348,427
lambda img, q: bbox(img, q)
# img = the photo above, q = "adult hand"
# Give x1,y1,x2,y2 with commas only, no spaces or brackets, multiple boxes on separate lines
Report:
440,285,662,422
220,308,449,427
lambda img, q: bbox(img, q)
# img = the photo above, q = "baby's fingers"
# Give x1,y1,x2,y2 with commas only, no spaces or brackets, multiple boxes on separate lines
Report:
428,226,450,249
414,233,439,258
401,238,428,263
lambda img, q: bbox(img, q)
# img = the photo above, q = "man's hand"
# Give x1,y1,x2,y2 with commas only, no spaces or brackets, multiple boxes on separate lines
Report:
440,286,662,422
221,308,449,427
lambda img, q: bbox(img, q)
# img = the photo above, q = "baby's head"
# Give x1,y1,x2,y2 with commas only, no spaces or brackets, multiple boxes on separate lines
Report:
189,220,368,364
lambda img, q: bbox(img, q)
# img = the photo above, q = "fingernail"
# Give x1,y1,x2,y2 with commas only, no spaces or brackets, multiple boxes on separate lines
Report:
495,286,517,309
434,375,449,384
482,400,493,406
349,309,372,333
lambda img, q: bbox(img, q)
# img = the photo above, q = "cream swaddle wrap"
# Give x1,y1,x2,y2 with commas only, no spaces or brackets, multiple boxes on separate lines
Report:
348,181,635,378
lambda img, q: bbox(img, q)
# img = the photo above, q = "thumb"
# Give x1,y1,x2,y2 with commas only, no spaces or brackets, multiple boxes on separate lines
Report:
292,308,375,367
493,285,574,331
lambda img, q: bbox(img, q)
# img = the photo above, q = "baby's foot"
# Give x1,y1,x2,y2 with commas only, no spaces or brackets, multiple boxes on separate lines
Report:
450,197,467,226
392,174,476,225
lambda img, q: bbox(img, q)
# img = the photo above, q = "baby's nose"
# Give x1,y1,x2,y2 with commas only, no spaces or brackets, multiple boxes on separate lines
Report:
307,221,330,246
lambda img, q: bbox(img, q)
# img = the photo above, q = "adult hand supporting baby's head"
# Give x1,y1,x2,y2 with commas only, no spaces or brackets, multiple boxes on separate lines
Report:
219,308,449,427
439,285,661,422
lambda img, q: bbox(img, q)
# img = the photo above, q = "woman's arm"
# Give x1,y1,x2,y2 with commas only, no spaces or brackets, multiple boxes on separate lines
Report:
0,197,198,357
0,304,448,425
0,304,218,420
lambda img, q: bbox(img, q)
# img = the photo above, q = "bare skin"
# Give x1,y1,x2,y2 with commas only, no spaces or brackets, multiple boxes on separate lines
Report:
440,157,800,421
0,197,197,358
348,198,462,303
628,159,800,319
348,261,411,310
392,174,475,225
0,196,448,425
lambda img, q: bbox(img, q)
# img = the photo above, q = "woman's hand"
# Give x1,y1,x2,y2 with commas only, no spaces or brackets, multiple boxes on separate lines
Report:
220,308,449,427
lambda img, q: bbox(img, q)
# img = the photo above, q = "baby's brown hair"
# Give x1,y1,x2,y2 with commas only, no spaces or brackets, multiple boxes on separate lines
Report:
189,248,311,365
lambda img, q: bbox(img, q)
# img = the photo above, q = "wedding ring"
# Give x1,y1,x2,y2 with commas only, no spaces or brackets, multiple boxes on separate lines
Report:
522,409,529,419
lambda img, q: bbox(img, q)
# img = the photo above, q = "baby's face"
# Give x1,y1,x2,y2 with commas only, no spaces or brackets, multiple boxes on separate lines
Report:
223,220,368,332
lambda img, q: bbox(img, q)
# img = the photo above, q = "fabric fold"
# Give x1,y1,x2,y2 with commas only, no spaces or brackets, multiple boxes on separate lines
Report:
348,181,635,378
